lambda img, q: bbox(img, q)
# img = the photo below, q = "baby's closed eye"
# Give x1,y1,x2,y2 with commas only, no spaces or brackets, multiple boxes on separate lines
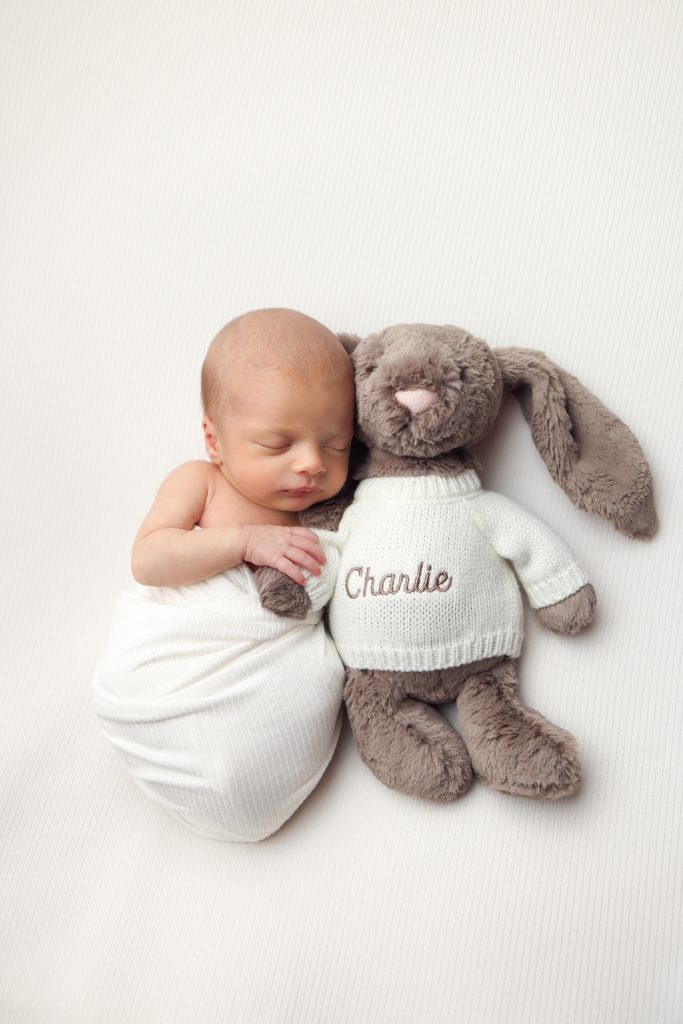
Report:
254,436,291,450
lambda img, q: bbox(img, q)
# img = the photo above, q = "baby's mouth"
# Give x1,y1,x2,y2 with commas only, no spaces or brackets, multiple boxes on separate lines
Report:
284,487,319,496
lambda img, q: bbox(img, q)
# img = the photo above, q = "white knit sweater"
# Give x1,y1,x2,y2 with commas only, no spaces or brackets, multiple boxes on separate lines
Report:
303,470,589,671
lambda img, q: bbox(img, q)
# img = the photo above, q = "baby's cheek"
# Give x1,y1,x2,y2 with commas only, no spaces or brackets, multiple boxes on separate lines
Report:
259,464,282,489
328,460,349,493
242,460,276,493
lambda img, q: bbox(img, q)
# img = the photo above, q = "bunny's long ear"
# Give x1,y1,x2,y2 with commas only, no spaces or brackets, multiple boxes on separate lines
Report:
492,347,658,540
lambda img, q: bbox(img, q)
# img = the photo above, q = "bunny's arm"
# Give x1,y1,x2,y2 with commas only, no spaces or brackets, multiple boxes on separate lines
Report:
256,522,350,619
256,483,357,618
300,529,345,611
464,489,595,632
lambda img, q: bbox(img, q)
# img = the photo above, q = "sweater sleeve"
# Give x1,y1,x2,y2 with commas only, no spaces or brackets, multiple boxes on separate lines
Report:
464,490,590,609
301,526,346,612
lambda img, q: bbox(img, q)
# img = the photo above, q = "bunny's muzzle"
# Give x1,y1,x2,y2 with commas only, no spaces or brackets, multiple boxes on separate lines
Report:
394,388,439,414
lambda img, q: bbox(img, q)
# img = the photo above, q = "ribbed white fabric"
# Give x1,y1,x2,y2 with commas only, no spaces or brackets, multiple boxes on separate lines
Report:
304,471,589,670
91,526,345,842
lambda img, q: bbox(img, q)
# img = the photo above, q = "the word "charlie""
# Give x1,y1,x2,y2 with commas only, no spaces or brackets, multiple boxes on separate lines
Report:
344,562,453,599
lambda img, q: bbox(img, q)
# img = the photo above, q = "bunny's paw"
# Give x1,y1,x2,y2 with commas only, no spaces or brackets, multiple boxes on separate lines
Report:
254,567,312,619
536,583,596,635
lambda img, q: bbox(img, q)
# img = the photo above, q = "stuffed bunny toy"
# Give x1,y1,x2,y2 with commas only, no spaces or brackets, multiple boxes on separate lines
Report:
255,323,657,803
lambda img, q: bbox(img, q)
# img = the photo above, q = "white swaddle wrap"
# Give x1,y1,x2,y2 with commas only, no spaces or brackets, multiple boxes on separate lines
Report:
92,526,345,842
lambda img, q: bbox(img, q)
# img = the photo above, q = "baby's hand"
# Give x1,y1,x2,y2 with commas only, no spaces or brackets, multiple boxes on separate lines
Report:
242,525,326,585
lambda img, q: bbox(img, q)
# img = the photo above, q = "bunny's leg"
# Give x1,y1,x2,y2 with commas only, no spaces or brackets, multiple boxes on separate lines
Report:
456,658,581,799
343,668,473,802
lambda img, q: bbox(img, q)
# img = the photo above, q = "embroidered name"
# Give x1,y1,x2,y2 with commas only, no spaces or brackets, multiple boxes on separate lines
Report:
345,562,453,598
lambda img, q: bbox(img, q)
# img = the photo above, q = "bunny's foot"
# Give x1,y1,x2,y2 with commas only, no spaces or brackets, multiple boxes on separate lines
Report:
456,658,581,800
344,668,473,802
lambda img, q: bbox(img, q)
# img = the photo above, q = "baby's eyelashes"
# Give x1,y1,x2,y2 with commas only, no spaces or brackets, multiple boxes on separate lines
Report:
324,436,353,451
254,438,350,453
253,435,292,450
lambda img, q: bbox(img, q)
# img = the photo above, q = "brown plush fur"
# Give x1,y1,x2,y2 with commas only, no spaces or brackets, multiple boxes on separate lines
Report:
493,348,658,539
257,322,658,802
536,582,597,635
255,566,312,619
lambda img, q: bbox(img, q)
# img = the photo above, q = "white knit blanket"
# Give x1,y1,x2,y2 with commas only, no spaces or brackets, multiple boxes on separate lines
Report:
92,539,345,843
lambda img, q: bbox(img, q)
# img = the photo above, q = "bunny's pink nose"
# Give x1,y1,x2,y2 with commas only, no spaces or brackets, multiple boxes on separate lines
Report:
394,388,438,414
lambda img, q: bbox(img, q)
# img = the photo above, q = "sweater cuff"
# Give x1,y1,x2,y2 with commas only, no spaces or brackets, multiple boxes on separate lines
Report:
524,562,590,609
302,530,341,612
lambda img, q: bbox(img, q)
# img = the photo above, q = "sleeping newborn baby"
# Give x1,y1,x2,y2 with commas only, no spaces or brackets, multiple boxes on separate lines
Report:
92,308,354,842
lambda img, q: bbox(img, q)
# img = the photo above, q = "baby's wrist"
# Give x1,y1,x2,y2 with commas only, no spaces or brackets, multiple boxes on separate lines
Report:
238,523,251,562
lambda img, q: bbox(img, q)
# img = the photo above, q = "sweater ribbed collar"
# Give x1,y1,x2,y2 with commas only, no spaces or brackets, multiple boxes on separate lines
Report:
353,469,482,501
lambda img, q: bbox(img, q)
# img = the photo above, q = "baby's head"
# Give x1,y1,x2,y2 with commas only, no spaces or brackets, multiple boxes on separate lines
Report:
201,308,355,512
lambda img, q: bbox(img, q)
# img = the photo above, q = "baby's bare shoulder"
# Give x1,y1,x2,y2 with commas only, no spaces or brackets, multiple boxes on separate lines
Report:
167,459,215,494
180,459,215,480
134,460,213,541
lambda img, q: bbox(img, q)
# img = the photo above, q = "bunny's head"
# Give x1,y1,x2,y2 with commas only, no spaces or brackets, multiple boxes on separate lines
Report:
337,323,658,541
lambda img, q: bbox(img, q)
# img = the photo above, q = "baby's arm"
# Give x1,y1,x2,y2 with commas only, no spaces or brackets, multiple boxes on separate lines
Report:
131,461,325,587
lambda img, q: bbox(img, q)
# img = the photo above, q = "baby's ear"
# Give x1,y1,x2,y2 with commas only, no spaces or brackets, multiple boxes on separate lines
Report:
336,332,361,355
493,347,658,540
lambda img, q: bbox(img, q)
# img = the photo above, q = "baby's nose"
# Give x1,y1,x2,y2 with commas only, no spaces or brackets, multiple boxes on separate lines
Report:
394,388,438,414
294,444,325,472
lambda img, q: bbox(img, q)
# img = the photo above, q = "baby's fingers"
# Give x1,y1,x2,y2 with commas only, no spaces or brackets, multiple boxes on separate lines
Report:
288,529,326,565
275,556,308,586
284,546,325,577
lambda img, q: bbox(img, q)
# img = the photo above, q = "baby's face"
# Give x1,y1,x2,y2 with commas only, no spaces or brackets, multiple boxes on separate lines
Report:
204,369,355,513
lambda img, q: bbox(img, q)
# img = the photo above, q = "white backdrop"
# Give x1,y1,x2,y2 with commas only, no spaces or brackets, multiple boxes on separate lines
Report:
2,1,682,1021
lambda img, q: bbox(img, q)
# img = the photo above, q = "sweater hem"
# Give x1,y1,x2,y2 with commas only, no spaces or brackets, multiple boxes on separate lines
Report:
335,630,523,671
